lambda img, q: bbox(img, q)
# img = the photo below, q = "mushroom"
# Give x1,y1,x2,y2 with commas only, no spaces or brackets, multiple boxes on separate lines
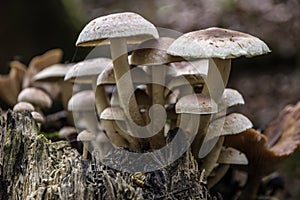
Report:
92,131,113,160
64,57,113,114
67,90,100,133
17,87,52,112
23,48,63,88
167,27,270,160
225,100,300,200
76,12,159,136
33,63,74,112
130,37,184,149
77,130,96,160
31,111,45,130
13,102,35,112
100,106,140,150
175,93,218,149
0,61,26,106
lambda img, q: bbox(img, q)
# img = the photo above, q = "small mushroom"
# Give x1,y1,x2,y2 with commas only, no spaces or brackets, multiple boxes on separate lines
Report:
175,93,218,156
31,111,45,130
17,87,52,112
77,130,96,160
13,102,35,112
68,90,100,133
100,106,140,150
33,63,74,111
23,48,63,88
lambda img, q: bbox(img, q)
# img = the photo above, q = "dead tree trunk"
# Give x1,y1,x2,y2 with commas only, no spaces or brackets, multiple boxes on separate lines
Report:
0,110,218,200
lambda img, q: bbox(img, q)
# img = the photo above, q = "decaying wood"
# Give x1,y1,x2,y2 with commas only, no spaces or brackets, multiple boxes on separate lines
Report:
0,110,218,200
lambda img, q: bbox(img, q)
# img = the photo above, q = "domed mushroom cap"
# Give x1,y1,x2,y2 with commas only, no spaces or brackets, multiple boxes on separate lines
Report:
76,12,159,47
97,64,151,86
100,107,126,121
167,27,271,59
32,63,73,82
64,58,112,83
13,102,35,112
31,111,44,124
176,94,218,114
18,88,52,109
130,37,184,65
68,90,95,112
77,130,95,142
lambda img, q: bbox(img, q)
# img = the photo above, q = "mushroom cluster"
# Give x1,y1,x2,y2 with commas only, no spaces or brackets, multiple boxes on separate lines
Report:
70,11,270,185
1,11,299,199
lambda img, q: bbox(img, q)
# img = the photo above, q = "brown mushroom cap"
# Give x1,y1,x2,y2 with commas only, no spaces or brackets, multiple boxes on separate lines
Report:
130,37,184,65
175,94,217,114
76,12,159,47
17,87,52,109
167,27,271,59
64,58,112,83
13,102,35,112
67,90,95,112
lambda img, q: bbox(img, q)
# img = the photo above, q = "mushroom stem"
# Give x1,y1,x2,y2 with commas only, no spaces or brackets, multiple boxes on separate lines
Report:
82,141,89,160
239,173,262,200
110,38,145,127
192,59,231,160
207,164,230,188
149,65,166,149
93,78,109,117
199,136,224,176
83,112,100,133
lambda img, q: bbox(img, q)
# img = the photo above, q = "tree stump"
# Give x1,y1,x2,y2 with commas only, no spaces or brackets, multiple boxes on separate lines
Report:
0,110,218,200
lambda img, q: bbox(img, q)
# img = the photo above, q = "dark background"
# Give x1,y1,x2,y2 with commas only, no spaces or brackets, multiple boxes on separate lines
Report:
0,0,299,198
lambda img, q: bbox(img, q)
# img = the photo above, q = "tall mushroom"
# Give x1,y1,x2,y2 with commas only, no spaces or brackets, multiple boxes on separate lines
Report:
167,27,271,159
76,12,159,140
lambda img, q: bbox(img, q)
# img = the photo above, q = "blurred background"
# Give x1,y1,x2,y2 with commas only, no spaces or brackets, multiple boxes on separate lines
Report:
0,0,299,129
0,0,299,197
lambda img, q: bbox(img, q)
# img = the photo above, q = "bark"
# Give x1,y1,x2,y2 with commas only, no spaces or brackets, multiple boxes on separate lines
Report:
0,110,218,200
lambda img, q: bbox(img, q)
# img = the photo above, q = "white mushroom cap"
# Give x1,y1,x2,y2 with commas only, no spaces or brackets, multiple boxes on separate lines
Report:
77,129,95,141
206,113,253,141
130,37,183,65
13,102,35,112
76,12,159,47
31,111,44,124
100,107,126,121
64,58,112,83
219,88,245,110
217,147,248,165
18,87,52,109
68,90,95,112
167,27,271,59
175,94,218,114
32,63,73,82
96,64,151,86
